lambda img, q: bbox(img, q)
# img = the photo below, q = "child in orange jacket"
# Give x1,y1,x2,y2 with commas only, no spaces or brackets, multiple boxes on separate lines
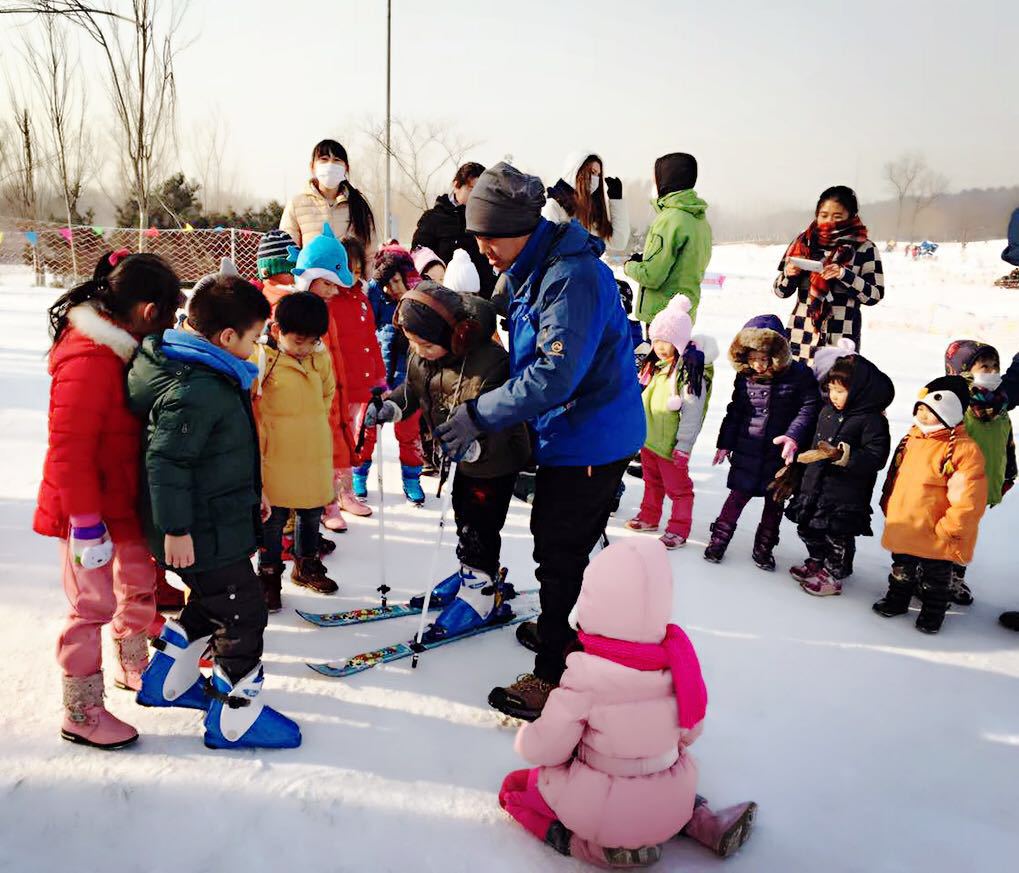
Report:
875,376,988,634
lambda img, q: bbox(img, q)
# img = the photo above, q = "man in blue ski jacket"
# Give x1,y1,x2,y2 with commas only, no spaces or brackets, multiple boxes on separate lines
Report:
434,162,645,720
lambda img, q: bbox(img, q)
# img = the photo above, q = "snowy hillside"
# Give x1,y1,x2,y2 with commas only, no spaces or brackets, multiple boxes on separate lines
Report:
1,243,1018,872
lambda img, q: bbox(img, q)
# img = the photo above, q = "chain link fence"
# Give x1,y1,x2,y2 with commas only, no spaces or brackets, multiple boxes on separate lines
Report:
0,215,265,286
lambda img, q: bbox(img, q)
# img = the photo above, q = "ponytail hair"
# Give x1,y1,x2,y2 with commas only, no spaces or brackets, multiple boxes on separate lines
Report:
48,250,181,347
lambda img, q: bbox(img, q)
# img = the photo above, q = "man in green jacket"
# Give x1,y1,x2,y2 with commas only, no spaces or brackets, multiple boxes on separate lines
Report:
625,152,712,325
127,264,300,750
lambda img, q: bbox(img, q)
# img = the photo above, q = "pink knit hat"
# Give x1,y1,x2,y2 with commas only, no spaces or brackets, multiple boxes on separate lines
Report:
649,295,693,352
412,246,444,277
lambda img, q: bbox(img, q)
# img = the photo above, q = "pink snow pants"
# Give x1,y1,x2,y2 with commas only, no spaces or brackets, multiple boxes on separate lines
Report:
500,768,558,841
57,539,156,677
637,447,694,537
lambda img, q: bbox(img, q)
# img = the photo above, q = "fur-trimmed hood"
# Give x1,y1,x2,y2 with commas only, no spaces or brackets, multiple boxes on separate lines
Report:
729,314,791,379
58,302,140,366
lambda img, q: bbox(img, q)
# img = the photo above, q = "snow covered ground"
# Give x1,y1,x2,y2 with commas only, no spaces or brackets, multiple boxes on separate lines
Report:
1,242,1018,872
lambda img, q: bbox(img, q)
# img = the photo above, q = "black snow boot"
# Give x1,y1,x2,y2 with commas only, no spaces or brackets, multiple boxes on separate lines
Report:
751,524,780,572
704,520,736,563
999,611,1019,631
915,576,951,634
872,574,913,618
515,620,540,653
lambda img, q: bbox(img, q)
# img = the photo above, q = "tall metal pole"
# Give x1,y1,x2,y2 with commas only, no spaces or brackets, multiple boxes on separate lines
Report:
384,0,392,241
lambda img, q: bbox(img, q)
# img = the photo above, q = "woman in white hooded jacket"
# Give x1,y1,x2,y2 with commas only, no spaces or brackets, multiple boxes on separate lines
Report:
541,151,631,253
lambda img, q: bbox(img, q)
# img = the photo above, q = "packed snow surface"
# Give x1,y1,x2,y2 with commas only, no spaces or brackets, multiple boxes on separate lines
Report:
1,242,1017,872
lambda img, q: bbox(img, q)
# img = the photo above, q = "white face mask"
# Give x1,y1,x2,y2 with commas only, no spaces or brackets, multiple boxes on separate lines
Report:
588,174,601,195
314,161,347,189
972,371,1002,391
913,415,946,434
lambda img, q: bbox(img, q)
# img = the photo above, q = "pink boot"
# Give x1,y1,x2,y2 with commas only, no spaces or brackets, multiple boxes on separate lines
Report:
337,470,372,518
322,501,348,532
61,673,138,750
113,633,150,692
682,801,757,857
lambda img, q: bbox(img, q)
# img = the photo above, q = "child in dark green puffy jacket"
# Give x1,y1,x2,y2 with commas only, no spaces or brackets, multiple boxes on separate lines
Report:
127,261,300,751
943,340,1016,605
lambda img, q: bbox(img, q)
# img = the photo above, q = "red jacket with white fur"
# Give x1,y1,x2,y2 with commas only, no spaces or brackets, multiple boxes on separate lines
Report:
34,303,146,542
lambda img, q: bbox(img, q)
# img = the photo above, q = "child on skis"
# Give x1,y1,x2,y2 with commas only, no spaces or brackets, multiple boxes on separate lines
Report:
625,295,716,550
364,280,530,637
254,292,338,608
943,341,1015,604
129,265,300,749
783,351,894,596
35,250,182,750
875,376,988,634
500,539,756,868
707,315,819,568
289,224,359,531
362,243,427,504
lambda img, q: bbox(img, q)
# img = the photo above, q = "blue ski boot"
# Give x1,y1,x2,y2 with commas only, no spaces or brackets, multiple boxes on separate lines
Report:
352,462,371,500
422,567,514,642
136,618,210,711
203,663,301,750
408,568,463,610
402,464,425,505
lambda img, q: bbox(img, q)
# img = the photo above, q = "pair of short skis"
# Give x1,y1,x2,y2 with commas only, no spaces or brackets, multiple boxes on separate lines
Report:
298,571,537,679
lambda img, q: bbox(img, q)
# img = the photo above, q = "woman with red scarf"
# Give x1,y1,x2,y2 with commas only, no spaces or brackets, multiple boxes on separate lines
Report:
774,186,884,363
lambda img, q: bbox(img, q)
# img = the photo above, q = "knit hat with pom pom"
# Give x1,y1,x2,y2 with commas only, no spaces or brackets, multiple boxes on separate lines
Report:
649,295,693,353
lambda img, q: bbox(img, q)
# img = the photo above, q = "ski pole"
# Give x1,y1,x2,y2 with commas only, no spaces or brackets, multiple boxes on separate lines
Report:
368,387,387,592
411,456,454,668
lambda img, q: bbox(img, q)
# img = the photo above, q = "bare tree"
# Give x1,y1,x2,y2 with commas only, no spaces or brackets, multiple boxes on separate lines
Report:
365,117,480,212
909,170,949,242
20,14,93,276
191,110,236,214
883,151,926,241
0,107,40,218
1,0,188,247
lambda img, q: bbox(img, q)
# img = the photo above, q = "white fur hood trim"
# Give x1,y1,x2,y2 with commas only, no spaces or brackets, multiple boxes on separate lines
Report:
67,303,139,362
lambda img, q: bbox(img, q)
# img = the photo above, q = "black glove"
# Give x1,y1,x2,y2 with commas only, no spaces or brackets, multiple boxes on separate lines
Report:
616,279,633,314
605,176,623,200
626,251,643,264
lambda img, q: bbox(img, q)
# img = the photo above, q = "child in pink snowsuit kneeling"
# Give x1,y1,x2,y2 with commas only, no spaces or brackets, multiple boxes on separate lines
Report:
499,539,756,867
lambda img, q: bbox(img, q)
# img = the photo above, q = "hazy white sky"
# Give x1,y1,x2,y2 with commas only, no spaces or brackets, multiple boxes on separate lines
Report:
3,0,1017,215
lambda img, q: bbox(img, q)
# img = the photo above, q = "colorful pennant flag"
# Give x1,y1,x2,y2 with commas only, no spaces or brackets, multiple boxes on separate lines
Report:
183,223,194,233
91,226,104,236
144,227,160,238
0,231,4,246
59,227,73,243
25,231,38,246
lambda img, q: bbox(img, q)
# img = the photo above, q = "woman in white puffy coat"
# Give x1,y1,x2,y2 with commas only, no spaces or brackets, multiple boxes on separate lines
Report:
541,151,631,253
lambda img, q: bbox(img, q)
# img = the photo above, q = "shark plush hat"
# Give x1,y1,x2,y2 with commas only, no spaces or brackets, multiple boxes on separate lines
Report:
289,223,354,291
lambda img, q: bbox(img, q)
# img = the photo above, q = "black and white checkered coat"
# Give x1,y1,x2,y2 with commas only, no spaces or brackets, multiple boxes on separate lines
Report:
773,240,884,363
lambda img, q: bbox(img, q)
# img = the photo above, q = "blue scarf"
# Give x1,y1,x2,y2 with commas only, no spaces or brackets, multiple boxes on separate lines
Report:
161,329,259,390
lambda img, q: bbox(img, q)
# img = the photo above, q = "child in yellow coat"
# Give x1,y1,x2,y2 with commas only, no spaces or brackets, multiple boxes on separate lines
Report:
253,292,337,610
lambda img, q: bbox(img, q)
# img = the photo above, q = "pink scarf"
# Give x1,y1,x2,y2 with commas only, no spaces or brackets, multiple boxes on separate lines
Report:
578,625,707,729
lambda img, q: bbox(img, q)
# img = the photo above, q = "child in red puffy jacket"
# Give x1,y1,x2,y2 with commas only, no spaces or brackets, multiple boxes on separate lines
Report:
34,250,182,750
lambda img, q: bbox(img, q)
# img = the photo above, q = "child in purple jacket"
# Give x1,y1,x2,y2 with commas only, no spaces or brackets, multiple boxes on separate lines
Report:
706,315,819,569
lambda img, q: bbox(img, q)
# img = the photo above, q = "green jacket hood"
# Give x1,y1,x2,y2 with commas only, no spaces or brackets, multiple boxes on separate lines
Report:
655,189,708,218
